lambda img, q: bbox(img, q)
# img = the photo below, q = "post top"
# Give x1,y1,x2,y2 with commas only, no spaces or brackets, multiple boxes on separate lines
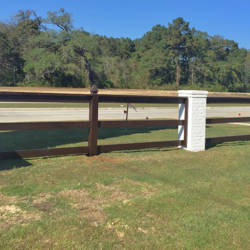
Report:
90,85,98,94
178,90,208,97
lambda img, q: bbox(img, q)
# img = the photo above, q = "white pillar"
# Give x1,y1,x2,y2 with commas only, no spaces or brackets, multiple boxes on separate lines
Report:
178,90,208,152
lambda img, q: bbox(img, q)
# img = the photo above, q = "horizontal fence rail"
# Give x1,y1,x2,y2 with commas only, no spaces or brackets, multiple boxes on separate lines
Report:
207,96,250,104
0,91,187,104
0,88,187,159
0,91,91,103
99,95,186,103
206,135,250,145
206,117,250,124
1,90,250,159
99,140,184,153
99,119,184,128
206,96,250,146
0,119,184,131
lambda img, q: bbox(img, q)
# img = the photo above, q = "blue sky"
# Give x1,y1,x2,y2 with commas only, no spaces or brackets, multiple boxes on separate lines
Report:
0,0,249,48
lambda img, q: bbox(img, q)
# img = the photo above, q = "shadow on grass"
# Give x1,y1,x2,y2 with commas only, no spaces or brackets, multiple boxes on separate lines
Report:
110,146,179,154
206,140,250,150
0,126,177,151
0,159,32,171
0,126,177,170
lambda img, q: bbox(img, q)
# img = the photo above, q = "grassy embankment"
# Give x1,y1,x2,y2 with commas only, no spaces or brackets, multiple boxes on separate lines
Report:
0,124,250,249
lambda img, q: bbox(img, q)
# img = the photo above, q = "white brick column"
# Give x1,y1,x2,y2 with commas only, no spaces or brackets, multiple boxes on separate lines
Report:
178,90,208,152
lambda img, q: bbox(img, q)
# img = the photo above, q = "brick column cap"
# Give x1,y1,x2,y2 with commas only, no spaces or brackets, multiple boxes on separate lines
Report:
178,90,208,98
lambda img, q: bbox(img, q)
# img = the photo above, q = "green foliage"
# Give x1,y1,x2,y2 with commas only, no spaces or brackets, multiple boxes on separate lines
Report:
0,10,248,91
45,8,73,32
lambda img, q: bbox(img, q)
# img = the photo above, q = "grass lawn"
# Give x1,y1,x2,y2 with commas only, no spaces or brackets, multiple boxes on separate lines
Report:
0,124,250,249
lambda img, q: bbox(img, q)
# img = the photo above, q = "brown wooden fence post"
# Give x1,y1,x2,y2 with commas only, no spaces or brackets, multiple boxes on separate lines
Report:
88,85,99,156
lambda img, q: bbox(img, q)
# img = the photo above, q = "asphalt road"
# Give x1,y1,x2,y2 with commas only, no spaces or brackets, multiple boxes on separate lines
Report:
1,106,250,122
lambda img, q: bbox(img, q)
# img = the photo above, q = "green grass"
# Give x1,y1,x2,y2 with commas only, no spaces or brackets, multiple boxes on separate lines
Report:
0,123,249,152
0,124,250,249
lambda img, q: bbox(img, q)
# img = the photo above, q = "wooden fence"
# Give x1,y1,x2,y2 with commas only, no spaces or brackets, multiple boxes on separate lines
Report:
206,96,250,145
1,89,250,160
0,86,188,160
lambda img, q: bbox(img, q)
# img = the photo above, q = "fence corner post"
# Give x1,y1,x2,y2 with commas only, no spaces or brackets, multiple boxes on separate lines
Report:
88,85,99,156
178,90,208,152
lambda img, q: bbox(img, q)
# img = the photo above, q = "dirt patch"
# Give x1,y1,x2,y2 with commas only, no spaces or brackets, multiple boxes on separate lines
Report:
78,207,106,226
0,193,52,229
0,204,40,228
125,179,158,197
31,193,55,213
60,184,131,225
32,193,52,204
0,193,19,205
60,188,106,224
33,201,55,213
0,205,22,214
58,180,157,226
82,155,126,169
95,183,131,203
95,155,126,165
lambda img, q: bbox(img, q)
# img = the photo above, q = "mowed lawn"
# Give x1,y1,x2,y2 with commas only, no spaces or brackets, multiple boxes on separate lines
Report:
0,124,250,249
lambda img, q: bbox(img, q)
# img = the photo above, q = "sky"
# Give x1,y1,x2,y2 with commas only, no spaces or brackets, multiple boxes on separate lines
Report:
0,0,250,49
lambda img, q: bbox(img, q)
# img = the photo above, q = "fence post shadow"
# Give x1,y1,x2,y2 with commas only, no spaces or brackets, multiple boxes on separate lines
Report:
0,158,32,171
206,139,250,150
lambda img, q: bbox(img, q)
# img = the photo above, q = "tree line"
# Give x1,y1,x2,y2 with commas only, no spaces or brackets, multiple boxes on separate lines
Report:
0,9,250,91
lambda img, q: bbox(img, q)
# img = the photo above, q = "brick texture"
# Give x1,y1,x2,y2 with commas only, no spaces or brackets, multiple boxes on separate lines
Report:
178,90,208,152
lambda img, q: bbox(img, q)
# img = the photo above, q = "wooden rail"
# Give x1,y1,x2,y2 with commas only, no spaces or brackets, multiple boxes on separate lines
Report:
99,140,184,153
206,135,250,145
98,95,185,103
99,119,184,128
0,91,185,103
0,119,184,131
207,96,250,104
0,86,187,159
206,96,250,146
0,91,91,102
1,91,250,158
206,117,250,124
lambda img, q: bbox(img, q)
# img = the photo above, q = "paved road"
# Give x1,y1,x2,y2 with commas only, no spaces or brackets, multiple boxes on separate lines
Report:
1,106,250,122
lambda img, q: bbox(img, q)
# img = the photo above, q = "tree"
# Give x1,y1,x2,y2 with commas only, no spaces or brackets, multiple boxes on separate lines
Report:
23,31,62,85
119,38,135,59
0,32,14,84
244,50,250,91
166,17,194,86
67,31,100,86
0,10,248,91
45,8,73,32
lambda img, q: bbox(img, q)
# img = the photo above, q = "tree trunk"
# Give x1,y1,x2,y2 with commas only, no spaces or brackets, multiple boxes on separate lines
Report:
191,66,194,85
82,52,94,86
74,47,94,86
176,58,181,86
